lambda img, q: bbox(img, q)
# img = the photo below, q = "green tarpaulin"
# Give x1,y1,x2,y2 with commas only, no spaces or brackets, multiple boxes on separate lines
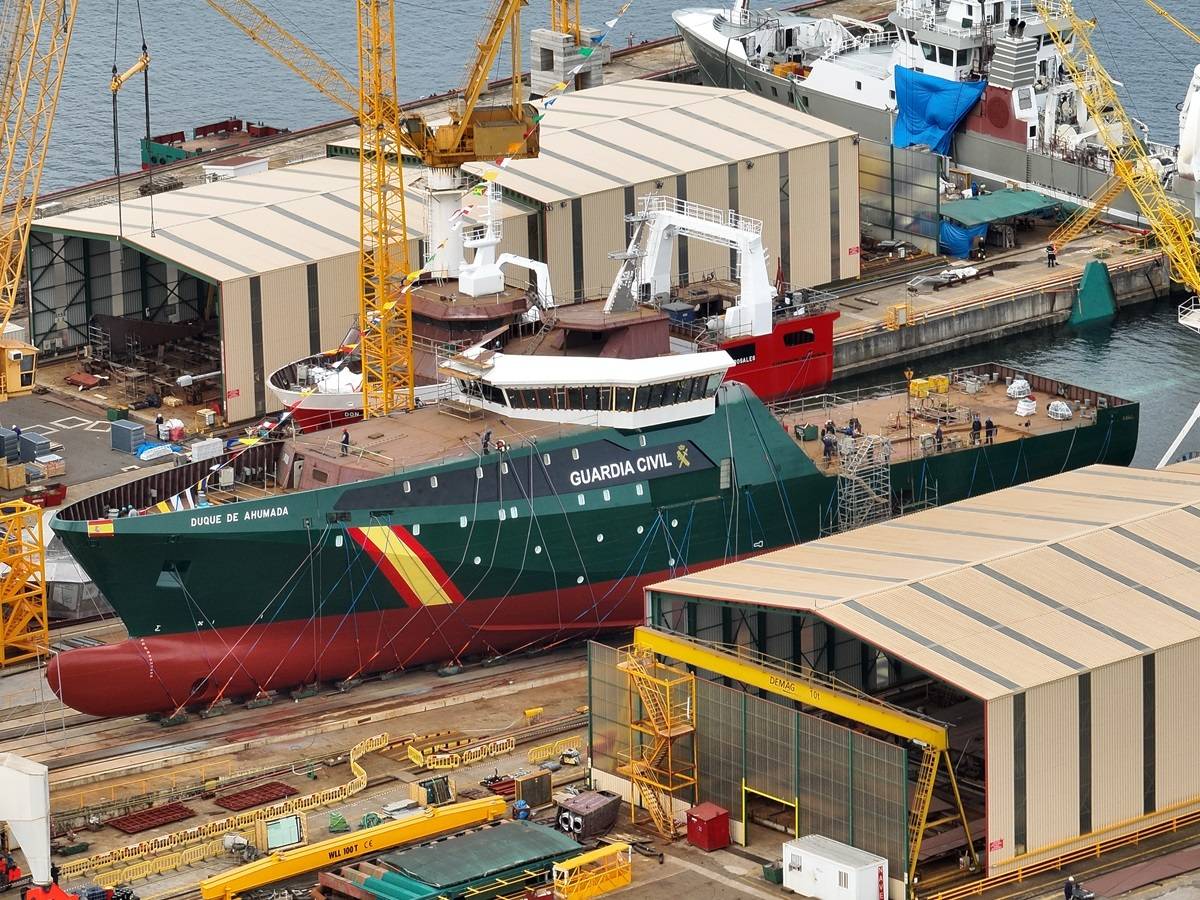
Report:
940,188,1063,227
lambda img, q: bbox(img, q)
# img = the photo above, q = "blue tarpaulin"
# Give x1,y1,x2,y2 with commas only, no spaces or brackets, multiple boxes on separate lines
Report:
939,220,988,257
893,67,987,155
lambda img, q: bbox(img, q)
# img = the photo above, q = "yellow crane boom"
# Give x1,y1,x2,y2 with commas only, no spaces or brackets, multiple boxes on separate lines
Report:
203,0,359,114
1036,0,1200,299
204,0,539,170
1141,0,1200,45
0,0,77,398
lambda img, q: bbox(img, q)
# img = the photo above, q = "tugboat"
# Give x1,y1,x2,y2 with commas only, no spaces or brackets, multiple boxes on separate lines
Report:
674,0,1195,219
49,355,1138,718
269,193,841,433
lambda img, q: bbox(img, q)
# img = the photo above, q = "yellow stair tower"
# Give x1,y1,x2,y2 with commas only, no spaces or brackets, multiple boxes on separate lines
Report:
0,501,48,667
617,648,697,838
1048,175,1126,250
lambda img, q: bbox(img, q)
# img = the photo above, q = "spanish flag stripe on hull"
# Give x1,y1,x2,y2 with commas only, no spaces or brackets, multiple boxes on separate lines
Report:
86,519,114,537
348,526,461,607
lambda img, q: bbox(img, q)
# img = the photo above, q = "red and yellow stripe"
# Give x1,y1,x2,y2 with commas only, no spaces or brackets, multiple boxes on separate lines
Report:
86,519,115,538
349,525,463,608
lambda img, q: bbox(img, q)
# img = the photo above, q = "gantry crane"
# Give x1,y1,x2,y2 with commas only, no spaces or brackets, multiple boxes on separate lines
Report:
0,0,77,401
206,0,539,417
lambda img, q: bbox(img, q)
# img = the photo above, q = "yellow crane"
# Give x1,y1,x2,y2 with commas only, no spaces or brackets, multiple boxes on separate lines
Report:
205,0,539,416
1036,0,1200,299
0,0,78,400
1141,0,1200,45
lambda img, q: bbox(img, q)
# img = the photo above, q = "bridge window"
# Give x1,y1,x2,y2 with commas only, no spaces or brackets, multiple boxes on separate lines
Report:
957,48,972,66
921,42,937,62
938,46,953,66
784,329,815,347
616,387,635,411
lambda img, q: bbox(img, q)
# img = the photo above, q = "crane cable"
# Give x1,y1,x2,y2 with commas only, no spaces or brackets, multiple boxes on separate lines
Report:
110,0,155,239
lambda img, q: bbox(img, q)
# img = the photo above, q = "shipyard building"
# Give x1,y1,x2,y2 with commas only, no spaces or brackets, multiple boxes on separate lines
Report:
591,459,1200,896
26,80,859,424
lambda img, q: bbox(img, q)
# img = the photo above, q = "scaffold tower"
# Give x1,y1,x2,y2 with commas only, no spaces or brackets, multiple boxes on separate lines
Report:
833,434,893,533
616,647,697,838
0,501,48,667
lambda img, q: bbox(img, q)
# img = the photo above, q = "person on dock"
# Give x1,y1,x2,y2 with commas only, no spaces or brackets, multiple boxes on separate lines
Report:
934,424,944,453
971,415,982,445
1064,876,1076,900
1046,243,1058,268
340,428,350,456
984,417,995,444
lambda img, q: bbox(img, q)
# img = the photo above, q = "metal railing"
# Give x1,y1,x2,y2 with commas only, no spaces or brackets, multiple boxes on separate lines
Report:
639,194,763,236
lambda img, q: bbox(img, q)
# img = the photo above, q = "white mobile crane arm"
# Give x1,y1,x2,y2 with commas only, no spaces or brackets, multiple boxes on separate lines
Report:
0,753,51,886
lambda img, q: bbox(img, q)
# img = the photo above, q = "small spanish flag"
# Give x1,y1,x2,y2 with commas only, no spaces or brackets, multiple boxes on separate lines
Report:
86,519,115,538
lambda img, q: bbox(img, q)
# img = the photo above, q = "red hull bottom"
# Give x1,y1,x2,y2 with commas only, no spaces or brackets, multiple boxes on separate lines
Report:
46,574,660,717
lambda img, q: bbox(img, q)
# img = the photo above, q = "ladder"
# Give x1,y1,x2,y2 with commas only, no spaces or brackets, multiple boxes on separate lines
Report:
907,746,940,883
1049,175,1125,249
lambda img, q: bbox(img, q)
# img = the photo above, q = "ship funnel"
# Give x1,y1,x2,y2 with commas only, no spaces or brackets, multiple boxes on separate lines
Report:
0,754,51,885
1007,16,1017,36
1017,19,1026,36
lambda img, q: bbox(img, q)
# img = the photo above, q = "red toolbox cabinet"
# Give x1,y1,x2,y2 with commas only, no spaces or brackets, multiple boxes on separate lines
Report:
686,802,730,851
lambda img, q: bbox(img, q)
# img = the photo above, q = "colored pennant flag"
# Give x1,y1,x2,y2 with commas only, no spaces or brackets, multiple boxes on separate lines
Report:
605,16,618,27
551,81,567,91
544,97,558,107
87,519,115,538
579,46,594,57
532,113,545,123
482,170,498,181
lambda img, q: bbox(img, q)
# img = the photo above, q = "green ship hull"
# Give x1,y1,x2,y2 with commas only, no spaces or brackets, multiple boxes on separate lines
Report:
48,375,1138,717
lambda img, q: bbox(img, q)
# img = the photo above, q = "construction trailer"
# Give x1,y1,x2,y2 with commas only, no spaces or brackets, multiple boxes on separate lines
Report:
591,460,1200,897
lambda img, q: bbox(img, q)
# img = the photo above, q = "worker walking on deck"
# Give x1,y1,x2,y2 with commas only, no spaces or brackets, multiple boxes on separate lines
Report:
340,428,350,456
971,415,982,445
934,424,944,453
1064,876,1076,900
984,417,995,444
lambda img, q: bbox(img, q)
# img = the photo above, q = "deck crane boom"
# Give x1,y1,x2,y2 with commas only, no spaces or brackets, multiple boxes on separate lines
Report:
204,0,540,415
1035,0,1200,299
0,0,77,400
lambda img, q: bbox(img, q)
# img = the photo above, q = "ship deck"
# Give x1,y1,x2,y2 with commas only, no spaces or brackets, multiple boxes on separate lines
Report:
774,364,1127,470
289,401,589,478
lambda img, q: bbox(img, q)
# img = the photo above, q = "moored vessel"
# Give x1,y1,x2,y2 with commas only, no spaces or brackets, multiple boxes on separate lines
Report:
49,360,1138,718
674,0,1199,221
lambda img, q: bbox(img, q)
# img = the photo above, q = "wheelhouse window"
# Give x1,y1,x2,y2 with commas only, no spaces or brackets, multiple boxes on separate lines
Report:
921,42,937,61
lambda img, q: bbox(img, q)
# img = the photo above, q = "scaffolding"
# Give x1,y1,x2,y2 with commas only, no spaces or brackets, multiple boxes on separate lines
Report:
0,501,48,667
830,434,893,534
629,628,979,894
616,648,697,838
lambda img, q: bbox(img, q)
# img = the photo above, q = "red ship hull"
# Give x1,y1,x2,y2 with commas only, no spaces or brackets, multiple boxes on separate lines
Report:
719,309,838,402
46,573,659,718
286,403,364,433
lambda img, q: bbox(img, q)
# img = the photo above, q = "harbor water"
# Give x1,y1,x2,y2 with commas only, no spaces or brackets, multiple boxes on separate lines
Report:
42,0,1200,468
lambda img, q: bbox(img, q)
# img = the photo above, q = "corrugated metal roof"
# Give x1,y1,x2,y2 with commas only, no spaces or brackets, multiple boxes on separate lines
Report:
459,79,855,202
31,157,529,283
651,462,1200,700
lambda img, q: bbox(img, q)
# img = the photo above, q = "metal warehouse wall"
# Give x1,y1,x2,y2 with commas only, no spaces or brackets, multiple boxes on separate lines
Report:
541,138,861,303
986,641,1200,874
589,641,907,876
27,232,207,353
221,241,414,424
